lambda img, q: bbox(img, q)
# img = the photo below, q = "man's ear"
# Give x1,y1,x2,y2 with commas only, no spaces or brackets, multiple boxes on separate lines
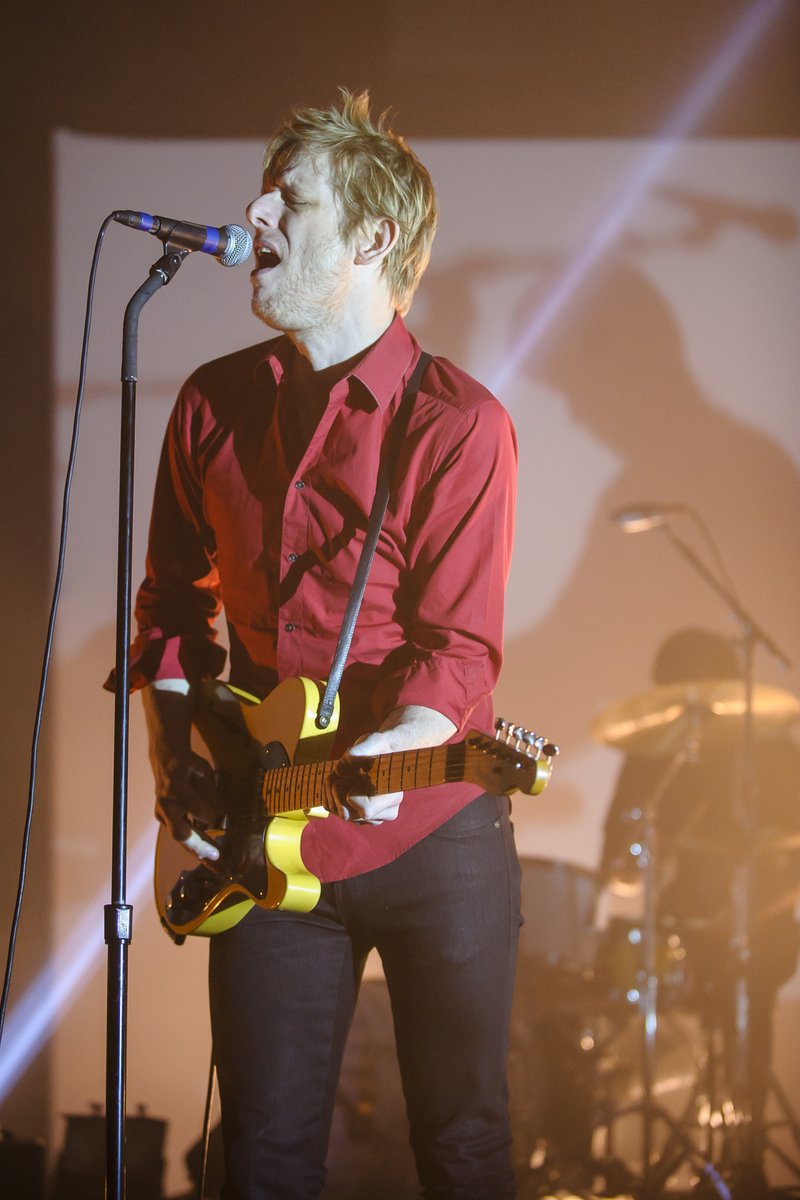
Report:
353,217,400,266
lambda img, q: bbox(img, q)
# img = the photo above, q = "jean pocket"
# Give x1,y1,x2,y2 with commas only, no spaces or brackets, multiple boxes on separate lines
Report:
429,793,505,841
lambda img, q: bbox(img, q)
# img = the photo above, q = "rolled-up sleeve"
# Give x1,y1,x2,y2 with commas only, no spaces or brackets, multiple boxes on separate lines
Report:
104,383,227,694
372,393,517,733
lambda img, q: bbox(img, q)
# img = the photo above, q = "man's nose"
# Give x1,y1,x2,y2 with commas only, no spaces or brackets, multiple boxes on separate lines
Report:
246,192,281,229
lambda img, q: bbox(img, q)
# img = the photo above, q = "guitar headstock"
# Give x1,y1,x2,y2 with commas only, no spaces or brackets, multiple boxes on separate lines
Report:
464,719,559,797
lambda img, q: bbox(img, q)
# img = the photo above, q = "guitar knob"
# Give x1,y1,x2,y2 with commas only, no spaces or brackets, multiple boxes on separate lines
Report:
494,717,508,740
512,726,525,744
543,743,559,757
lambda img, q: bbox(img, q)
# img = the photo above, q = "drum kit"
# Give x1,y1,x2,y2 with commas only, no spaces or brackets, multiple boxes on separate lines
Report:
511,678,800,1200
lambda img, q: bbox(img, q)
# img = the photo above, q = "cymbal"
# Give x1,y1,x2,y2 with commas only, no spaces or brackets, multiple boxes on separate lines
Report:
591,678,800,755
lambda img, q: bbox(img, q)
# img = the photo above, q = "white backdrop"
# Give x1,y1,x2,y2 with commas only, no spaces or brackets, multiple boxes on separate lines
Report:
48,132,800,1193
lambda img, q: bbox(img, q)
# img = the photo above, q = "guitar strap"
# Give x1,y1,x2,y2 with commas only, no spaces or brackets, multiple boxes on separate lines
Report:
315,350,433,729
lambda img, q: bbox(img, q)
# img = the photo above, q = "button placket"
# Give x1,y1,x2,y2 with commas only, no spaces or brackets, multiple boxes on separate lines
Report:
278,461,314,675
278,381,346,677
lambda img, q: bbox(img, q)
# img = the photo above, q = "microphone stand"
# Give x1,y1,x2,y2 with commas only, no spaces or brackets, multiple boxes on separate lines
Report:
654,517,791,1195
106,243,189,1200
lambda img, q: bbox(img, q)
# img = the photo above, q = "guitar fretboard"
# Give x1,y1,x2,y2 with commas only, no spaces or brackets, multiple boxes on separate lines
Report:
262,742,470,815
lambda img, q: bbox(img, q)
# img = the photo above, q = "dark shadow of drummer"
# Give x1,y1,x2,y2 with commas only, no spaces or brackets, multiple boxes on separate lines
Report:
410,184,800,767
408,186,800,1187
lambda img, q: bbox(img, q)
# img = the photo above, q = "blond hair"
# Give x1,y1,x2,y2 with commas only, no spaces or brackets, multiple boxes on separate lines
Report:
263,91,438,315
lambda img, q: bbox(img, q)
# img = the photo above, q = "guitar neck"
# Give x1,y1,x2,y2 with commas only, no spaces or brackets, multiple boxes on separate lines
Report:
262,743,468,816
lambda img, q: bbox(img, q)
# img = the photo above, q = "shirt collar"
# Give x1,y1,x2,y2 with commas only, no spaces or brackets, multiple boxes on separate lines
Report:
349,313,416,411
255,313,417,412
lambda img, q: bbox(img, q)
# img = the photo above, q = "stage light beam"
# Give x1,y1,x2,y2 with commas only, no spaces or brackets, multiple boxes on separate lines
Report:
489,0,788,398
0,827,157,1103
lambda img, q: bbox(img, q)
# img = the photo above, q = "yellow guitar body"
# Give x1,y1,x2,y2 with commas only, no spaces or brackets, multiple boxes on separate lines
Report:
154,677,556,944
153,676,339,941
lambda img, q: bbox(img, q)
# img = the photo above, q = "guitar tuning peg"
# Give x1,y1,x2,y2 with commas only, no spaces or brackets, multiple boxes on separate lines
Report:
494,717,508,740
523,734,543,760
521,730,537,757
543,743,559,758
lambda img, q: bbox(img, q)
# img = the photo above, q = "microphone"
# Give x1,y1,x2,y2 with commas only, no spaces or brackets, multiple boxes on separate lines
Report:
610,503,686,533
112,210,253,267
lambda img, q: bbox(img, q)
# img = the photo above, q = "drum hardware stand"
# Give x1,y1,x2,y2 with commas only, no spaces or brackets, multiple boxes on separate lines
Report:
654,516,791,1198
638,730,699,1193
623,1000,800,1197
759,1065,800,1184
591,722,740,1198
609,507,792,1196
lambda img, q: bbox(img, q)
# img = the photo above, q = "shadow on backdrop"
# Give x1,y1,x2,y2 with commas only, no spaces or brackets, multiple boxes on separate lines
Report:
412,192,800,760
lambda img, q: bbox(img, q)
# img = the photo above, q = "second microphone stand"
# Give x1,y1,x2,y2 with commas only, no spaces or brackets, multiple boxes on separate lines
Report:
654,515,791,1196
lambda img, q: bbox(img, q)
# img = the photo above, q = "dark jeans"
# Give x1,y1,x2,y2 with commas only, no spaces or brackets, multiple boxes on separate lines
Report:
209,793,522,1200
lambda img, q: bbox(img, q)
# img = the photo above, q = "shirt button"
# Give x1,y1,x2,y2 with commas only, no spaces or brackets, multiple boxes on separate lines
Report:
295,480,305,489
284,623,295,632
288,553,298,562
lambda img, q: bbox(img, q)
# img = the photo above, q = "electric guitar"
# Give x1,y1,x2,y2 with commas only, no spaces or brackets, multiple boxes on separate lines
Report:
154,676,558,943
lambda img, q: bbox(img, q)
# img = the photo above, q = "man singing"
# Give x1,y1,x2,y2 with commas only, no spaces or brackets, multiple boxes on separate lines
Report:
130,92,519,1199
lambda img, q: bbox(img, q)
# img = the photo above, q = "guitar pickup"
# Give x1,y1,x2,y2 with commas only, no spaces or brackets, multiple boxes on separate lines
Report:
167,866,220,915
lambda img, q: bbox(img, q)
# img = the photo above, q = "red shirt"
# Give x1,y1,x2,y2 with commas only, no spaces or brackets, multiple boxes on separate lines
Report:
117,315,517,880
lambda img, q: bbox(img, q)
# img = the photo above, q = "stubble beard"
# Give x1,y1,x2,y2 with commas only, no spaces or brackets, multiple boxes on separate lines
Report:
251,231,351,335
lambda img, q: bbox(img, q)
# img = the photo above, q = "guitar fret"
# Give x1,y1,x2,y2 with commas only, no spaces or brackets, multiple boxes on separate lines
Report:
301,764,309,809
367,746,459,795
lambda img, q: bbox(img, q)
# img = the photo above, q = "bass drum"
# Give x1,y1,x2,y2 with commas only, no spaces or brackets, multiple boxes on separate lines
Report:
517,857,598,977
510,859,599,1180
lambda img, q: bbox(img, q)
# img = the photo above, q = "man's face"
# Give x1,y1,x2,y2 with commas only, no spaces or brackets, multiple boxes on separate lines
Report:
246,152,354,334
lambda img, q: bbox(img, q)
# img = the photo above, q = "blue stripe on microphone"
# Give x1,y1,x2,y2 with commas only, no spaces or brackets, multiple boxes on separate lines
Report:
138,212,157,232
201,227,221,255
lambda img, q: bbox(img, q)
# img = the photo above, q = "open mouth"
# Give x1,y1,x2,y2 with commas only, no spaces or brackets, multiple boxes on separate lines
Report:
254,246,281,271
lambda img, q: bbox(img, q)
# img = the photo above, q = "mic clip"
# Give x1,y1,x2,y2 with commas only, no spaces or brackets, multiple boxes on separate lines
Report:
150,244,191,285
